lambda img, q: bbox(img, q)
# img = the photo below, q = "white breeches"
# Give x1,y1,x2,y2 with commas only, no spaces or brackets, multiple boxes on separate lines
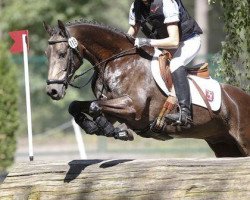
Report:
170,34,201,73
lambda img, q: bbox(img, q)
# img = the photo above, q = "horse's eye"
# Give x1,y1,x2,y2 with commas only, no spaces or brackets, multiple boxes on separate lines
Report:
58,52,67,59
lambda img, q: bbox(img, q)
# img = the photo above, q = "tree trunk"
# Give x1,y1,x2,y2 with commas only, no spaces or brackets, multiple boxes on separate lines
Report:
194,0,209,64
1,158,250,199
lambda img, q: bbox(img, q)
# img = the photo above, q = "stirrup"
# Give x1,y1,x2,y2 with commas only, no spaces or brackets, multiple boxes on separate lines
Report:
166,109,193,128
174,114,193,128
176,109,192,126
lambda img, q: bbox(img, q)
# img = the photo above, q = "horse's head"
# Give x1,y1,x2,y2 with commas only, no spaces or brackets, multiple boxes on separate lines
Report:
43,20,84,100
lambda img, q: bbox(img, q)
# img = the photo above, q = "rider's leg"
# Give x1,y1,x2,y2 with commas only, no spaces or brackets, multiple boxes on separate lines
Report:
165,66,192,127
165,35,201,128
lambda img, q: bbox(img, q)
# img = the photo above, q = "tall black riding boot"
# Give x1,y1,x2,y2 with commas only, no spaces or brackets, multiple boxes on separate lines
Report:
165,67,192,128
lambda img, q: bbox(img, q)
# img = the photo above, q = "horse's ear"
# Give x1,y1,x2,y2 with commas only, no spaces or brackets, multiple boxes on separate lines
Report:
43,21,53,36
57,20,68,38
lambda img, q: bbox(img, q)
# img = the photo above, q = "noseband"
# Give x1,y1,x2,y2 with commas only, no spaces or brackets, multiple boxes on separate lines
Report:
46,36,84,86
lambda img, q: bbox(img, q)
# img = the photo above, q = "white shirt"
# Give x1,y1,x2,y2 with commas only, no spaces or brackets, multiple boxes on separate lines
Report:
129,0,180,26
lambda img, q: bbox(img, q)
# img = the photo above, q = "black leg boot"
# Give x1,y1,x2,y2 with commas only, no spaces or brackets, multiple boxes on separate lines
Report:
75,113,100,135
165,67,193,128
94,115,131,141
68,102,100,135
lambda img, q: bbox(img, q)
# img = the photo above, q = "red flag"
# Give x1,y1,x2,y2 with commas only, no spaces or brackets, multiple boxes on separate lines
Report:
9,30,29,54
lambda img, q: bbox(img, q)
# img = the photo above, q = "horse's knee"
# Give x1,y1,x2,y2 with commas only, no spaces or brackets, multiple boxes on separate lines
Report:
68,101,80,116
89,101,102,117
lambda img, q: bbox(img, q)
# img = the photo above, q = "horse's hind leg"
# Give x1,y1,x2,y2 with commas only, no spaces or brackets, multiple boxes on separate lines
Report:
221,84,250,156
206,136,247,157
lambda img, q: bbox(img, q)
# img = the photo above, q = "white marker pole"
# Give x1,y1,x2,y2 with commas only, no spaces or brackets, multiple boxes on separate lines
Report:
22,34,33,161
72,119,87,159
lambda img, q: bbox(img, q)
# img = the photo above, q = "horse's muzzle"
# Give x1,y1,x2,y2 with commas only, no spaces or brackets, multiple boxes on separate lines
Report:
46,84,66,100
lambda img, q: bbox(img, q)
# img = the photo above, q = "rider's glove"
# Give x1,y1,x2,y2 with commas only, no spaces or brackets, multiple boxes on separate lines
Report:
134,38,151,48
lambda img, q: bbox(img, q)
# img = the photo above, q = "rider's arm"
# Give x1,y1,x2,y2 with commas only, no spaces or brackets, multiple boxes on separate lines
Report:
150,0,180,49
127,2,140,38
150,23,180,49
127,24,140,38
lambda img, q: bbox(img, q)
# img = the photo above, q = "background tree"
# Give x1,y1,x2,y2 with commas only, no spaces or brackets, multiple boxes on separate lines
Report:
0,0,134,136
0,44,19,171
211,0,249,92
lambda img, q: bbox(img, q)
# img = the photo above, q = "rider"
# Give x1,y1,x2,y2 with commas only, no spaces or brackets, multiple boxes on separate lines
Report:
127,0,203,128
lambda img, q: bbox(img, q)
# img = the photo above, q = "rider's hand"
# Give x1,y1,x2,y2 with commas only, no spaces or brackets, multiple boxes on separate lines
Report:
134,38,151,48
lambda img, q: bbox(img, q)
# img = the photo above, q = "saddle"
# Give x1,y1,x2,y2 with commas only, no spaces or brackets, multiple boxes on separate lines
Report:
159,50,210,91
152,50,212,132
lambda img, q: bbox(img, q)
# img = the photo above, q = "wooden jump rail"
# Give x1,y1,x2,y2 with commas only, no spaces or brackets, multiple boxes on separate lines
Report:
1,158,250,199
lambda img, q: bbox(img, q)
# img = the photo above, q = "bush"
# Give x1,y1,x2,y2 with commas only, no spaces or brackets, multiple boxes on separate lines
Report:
213,0,250,92
0,43,19,171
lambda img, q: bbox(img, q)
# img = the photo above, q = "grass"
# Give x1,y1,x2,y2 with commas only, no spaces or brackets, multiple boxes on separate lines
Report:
16,131,215,160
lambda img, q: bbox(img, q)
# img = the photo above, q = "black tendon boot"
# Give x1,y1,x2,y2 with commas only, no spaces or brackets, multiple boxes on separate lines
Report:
94,115,131,140
75,113,100,135
89,102,131,140
68,101,100,135
165,67,193,128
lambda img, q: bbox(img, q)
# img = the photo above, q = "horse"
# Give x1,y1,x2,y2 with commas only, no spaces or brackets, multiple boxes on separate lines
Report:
44,20,250,157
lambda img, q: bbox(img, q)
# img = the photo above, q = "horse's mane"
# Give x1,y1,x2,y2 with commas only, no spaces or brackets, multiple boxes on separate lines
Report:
65,18,126,37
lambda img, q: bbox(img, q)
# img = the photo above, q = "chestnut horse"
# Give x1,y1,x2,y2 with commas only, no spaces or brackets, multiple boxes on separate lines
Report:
44,20,250,157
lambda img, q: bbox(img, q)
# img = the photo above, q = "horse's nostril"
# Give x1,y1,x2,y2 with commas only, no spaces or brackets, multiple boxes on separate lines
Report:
51,89,58,96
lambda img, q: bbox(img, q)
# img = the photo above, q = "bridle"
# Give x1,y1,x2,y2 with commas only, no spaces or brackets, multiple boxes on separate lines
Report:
47,32,138,89
46,36,84,87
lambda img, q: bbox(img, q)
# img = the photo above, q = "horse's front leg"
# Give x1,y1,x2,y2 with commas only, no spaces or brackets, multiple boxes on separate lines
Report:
68,100,101,135
68,98,135,141
89,96,138,140
89,95,137,119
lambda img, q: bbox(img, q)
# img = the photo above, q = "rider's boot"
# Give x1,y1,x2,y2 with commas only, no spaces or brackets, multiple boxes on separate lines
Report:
165,67,193,128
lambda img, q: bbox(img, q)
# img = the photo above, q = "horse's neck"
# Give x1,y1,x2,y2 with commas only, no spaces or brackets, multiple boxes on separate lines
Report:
69,25,130,62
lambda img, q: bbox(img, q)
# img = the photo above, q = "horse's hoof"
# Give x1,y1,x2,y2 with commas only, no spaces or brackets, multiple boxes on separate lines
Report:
114,129,134,141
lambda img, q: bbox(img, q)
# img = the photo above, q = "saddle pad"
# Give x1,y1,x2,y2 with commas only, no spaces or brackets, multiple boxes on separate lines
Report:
151,48,222,111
